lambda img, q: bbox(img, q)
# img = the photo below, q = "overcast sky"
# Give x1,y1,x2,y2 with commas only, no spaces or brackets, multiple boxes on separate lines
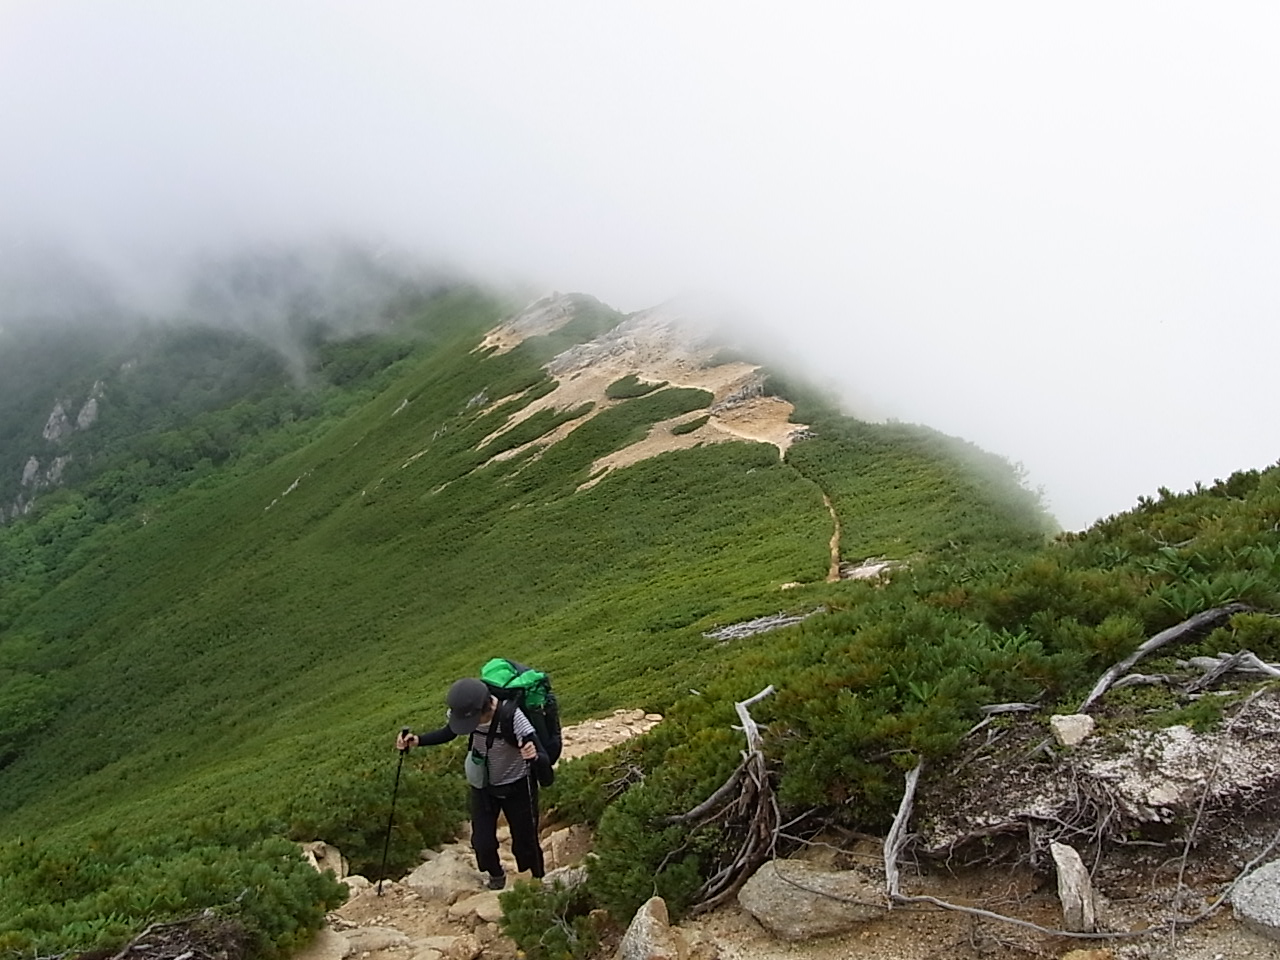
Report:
2,2,1277,530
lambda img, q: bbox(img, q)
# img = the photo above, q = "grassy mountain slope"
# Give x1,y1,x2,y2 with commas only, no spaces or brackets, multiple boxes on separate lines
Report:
6,283,1273,958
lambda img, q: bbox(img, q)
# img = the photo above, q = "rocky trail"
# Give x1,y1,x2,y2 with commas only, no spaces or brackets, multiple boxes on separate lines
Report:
294,708,1280,960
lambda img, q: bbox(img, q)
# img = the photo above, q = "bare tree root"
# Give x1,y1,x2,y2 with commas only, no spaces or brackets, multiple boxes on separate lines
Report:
884,764,1163,944
658,686,779,916
107,910,250,960
1079,603,1252,712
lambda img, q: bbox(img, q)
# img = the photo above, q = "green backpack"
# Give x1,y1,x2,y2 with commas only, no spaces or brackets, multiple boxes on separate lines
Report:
480,657,563,765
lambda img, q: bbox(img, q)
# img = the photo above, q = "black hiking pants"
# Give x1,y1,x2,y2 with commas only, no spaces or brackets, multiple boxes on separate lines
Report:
469,775,544,878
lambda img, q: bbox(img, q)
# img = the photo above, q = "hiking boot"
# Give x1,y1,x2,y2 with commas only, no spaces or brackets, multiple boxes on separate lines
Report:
487,873,506,890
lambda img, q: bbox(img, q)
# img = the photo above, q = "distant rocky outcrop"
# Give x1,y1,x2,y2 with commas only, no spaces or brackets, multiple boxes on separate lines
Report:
4,381,103,522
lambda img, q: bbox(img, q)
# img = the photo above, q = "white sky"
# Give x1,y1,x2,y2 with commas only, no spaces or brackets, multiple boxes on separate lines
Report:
2,2,1277,530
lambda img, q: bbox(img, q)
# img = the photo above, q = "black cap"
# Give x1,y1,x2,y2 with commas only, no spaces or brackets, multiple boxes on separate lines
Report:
446,678,490,734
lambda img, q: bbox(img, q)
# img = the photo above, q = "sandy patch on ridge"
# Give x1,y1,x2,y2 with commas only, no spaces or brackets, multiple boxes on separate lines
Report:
475,298,808,479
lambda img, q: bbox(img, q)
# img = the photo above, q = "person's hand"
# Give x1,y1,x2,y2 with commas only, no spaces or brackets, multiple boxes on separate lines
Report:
519,740,537,761
397,731,418,751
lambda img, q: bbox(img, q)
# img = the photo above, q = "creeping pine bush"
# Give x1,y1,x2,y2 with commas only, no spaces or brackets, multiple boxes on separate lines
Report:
604,375,666,400
0,819,347,960
498,879,602,960
285,761,464,880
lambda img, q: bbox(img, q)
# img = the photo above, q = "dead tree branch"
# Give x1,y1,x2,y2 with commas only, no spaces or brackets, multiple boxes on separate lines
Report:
1079,604,1252,712
659,686,778,917
1185,650,1280,692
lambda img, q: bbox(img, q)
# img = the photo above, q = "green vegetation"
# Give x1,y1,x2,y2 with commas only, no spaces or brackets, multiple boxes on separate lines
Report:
499,879,601,960
670,415,708,436
1,281,1275,958
605,374,666,399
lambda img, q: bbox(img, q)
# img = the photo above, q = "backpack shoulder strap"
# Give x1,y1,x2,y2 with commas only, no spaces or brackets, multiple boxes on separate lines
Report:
489,699,521,748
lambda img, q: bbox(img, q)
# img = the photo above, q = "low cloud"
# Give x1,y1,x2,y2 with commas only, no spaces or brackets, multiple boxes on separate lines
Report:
2,3,1277,529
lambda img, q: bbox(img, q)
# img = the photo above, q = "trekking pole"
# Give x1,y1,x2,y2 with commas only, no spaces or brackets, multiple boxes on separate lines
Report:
377,727,411,896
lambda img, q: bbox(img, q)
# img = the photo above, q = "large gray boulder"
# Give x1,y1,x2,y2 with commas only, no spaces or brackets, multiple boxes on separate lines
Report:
1232,859,1280,941
406,847,484,903
737,859,884,940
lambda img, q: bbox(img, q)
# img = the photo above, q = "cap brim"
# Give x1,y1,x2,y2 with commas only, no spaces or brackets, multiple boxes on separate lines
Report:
448,712,481,735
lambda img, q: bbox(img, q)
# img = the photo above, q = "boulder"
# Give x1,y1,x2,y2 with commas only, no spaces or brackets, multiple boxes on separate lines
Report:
545,824,593,870
616,897,686,960
406,847,483,903
737,859,884,940
447,891,504,925
340,926,410,953
1049,714,1096,748
299,841,349,879
1050,841,1097,932
543,864,590,893
342,875,373,897
1232,859,1280,941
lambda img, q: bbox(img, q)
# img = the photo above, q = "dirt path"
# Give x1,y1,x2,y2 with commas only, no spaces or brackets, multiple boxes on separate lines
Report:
822,492,841,583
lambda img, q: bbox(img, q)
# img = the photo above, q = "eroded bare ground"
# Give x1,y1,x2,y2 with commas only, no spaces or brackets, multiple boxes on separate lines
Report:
470,297,809,485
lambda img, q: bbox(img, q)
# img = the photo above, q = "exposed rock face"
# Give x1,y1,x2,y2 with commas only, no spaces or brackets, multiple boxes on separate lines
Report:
42,400,74,442
475,293,579,355
8,384,105,521
736,859,884,939
703,609,824,642
1232,859,1280,941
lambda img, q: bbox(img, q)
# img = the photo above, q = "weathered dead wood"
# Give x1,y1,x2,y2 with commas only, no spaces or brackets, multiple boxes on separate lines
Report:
1184,649,1280,692
1111,673,1176,691
883,761,922,899
1079,604,1252,712
659,686,778,917
657,761,746,826
980,702,1041,715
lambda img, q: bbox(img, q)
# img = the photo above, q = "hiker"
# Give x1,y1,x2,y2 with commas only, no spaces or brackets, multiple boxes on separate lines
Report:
396,677,550,889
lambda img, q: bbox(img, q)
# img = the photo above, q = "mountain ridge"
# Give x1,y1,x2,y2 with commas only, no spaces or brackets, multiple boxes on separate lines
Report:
1,280,1275,960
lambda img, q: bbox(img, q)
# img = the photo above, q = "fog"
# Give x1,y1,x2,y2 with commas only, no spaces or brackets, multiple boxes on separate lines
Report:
2,2,1277,530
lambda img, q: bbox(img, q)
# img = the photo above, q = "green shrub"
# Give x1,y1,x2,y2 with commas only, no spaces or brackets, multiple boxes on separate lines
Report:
0,820,347,960
498,879,602,960
285,761,463,880
670,416,708,436
605,375,665,400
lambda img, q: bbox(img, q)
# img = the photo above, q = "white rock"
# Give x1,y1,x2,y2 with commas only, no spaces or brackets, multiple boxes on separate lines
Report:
1049,714,1096,747
1232,859,1280,941
405,847,483,903
616,897,685,960
447,891,504,924
1050,841,1097,932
